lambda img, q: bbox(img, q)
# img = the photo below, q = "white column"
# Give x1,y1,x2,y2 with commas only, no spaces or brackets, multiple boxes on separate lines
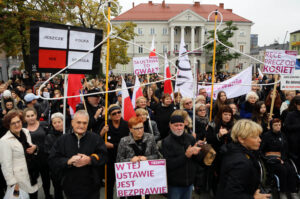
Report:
200,26,205,47
191,26,195,51
170,26,174,56
181,26,185,40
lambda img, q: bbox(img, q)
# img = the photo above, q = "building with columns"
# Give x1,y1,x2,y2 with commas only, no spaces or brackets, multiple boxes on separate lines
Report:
111,1,252,74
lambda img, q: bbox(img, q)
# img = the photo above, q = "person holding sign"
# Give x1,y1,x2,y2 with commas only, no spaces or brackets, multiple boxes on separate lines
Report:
161,115,203,199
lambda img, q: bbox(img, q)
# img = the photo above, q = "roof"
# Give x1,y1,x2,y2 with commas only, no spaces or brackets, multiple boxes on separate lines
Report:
112,2,252,23
291,30,300,34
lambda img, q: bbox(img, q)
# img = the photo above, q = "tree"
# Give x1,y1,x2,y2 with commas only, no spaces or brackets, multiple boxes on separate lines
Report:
0,0,65,73
204,21,240,72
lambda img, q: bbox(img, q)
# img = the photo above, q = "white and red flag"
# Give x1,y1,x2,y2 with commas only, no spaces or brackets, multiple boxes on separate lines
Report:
163,54,173,97
67,74,85,116
121,76,136,121
131,75,143,108
149,36,156,57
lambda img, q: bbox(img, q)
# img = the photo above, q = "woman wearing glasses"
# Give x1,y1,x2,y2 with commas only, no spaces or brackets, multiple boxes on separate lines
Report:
100,104,129,199
116,116,160,199
180,97,193,119
0,110,41,199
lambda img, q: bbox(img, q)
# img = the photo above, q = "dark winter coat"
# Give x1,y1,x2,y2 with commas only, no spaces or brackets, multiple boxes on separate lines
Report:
216,143,260,199
240,101,255,119
143,119,160,141
161,132,204,187
154,103,176,139
48,131,107,199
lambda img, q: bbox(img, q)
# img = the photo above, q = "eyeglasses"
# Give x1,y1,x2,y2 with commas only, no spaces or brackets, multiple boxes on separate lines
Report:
111,111,121,116
10,120,22,126
198,109,206,112
185,101,192,105
132,127,144,131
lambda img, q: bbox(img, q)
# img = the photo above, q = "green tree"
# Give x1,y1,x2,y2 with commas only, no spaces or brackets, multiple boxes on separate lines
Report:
205,21,240,72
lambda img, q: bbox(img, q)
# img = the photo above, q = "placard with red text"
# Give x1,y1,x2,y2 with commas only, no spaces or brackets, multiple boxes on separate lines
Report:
115,159,167,197
262,49,297,75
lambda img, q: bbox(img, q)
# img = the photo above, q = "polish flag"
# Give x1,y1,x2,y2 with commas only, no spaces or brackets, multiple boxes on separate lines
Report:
122,76,136,121
149,36,156,57
67,74,85,116
132,75,143,109
163,54,173,97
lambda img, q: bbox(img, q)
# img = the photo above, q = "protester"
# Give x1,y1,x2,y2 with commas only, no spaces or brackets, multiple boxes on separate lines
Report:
265,90,282,119
99,105,129,199
161,115,203,199
260,118,299,199
252,101,271,135
215,119,271,199
0,110,42,199
212,91,228,119
49,110,108,199
135,108,160,141
240,91,259,119
180,97,193,119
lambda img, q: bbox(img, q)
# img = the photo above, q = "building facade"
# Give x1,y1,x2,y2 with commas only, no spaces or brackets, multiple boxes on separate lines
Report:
111,1,252,74
290,30,300,57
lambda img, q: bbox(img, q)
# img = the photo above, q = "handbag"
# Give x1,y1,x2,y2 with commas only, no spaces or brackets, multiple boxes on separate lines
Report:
4,185,29,199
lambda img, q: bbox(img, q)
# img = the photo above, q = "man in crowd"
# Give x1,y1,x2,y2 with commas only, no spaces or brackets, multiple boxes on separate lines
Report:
162,115,203,199
49,110,108,199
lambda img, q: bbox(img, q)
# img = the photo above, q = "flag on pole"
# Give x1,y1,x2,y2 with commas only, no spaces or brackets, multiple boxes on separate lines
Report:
163,54,173,97
149,36,156,57
258,68,264,78
174,35,194,98
67,74,85,116
122,76,136,121
132,75,143,108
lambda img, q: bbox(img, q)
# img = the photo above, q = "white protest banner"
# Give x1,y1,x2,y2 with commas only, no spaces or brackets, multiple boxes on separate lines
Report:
133,57,159,75
281,70,300,90
262,49,297,75
115,160,167,197
199,66,252,100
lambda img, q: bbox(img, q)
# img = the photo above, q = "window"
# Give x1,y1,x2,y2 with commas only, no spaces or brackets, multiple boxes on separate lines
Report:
240,45,244,52
186,44,189,51
163,28,168,35
138,45,143,54
150,28,155,35
163,44,168,54
294,35,297,41
138,28,143,35
239,31,245,37
175,44,178,51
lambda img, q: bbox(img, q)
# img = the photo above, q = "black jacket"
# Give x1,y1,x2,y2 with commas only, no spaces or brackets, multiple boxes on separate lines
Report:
216,143,260,199
284,110,300,167
162,132,203,187
154,103,176,139
48,132,108,199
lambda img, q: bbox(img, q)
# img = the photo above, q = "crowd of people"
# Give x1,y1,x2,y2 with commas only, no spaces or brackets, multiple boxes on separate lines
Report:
0,71,300,199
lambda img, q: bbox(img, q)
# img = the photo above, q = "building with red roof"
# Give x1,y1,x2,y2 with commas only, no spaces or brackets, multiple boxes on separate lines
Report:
111,1,253,73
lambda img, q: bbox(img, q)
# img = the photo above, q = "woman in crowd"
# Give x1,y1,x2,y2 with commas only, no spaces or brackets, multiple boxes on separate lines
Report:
260,118,299,199
11,89,25,109
252,101,270,135
240,91,259,119
284,96,300,170
24,107,52,199
212,91,228,119
143,86,159,112
195,103,209,141
116,117,160,194
180,97,193,119
135,96,154,120
280,91,295,115
44,112,65,199
0,98,16,118
99,104,129,199
0,110,41,199
174,92,182,109
228,102,240,122
216,119,271,199
154,93,175,140
265,90,282,119
135,108,160,142
35,87,50,121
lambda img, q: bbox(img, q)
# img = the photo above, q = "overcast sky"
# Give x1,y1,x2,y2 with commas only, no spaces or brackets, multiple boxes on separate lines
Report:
117,0,300,46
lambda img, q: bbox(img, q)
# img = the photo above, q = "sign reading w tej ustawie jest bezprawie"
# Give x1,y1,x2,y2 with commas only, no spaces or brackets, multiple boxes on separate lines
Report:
30,21,103,74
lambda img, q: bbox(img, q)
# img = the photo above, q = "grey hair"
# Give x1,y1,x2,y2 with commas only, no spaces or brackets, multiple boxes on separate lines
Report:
180,97,192,109
51,112,64,121
245,91,259,101
74,110,89,121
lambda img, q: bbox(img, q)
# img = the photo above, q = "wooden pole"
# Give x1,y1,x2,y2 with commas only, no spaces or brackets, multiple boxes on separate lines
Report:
63,74,68,134
269,74,278,126
209,11,218,122
104,2,111,199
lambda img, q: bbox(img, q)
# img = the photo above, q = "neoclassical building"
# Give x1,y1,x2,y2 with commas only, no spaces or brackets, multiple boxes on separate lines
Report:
111,1,252,73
